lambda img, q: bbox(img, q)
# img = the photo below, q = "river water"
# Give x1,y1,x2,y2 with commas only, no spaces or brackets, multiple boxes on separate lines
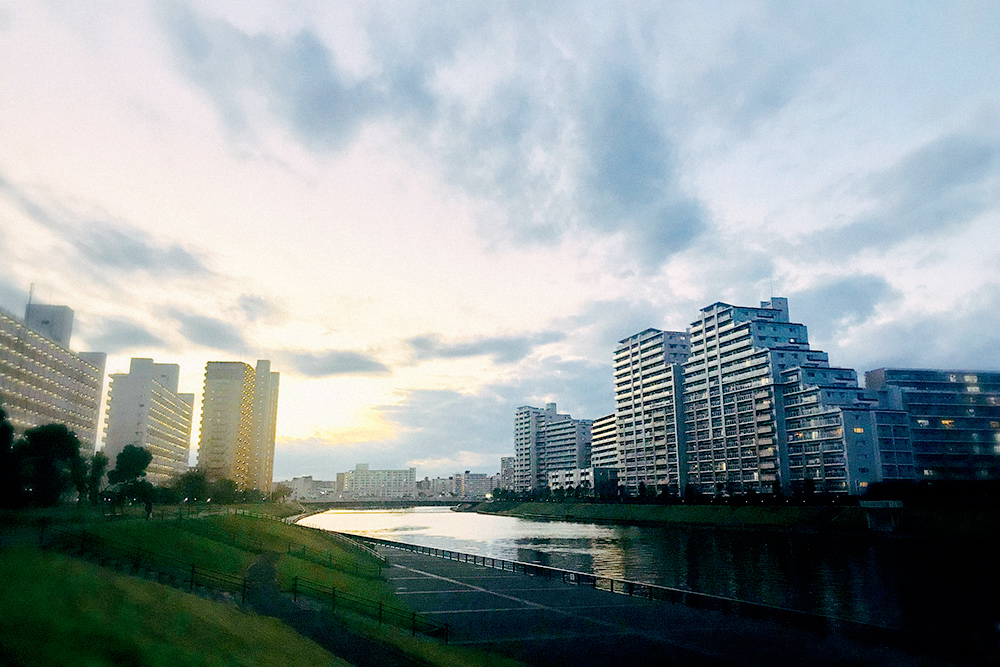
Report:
300,506,997,643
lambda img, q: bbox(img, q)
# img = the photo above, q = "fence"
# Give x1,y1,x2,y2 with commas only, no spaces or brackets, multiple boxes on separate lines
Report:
39,525,448,642
350,534,932,654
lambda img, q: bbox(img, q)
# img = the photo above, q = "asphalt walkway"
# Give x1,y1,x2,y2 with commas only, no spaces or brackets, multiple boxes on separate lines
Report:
377,546,951,667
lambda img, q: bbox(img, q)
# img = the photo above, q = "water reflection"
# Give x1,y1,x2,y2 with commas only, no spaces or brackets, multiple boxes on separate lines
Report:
301,506,997,636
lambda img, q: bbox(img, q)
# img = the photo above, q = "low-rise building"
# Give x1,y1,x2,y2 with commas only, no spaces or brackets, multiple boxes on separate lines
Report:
343,463,416,499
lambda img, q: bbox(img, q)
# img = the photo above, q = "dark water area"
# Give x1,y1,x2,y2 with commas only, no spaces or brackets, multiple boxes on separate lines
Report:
301,507,999,647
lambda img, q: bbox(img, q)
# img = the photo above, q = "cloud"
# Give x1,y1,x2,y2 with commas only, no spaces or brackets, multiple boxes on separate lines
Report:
85,318,168,354
407,331,563,364
285,350,390,377
789,275,902,344
811,134,1000,255
238,294,282,323
0,174,210,277
170,312,247,352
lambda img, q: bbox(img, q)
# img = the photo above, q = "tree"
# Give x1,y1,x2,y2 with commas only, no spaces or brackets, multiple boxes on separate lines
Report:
87,452,109,504
13,424,85,507
173,470,209,502
107,445,152,485
271,482,291,501
209,478,239,504
0,404,18,508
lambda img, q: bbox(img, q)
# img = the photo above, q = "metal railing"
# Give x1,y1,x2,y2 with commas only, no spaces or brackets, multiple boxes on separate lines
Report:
350,534,932,654
39,525,448,642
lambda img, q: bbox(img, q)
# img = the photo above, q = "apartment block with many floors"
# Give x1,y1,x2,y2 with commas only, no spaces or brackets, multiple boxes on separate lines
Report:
683,298,833,495
614,328,690,494
0,304,105,456
866,369,1000,481
103,358,194,486
514,403,592,492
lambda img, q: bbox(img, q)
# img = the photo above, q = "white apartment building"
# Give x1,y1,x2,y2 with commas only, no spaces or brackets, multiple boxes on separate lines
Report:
197,360,279,492
103,358,194,486
514,403,592,492
0,305,105,456
683,298,836,495
589,413,618,470
614,329,690,494
500,456,515,490
343,463,416,498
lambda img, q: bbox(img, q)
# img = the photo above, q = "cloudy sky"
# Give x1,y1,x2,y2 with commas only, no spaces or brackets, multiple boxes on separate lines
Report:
2,1,998,480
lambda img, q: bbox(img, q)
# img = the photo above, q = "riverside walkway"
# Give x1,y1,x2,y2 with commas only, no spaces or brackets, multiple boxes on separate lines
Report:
374,544,950,667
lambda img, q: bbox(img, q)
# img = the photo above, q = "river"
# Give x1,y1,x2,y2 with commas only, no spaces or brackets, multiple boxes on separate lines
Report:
299,505,998,644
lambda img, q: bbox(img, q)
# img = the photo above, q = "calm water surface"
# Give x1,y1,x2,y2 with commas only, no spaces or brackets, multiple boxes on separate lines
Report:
301,506,997,639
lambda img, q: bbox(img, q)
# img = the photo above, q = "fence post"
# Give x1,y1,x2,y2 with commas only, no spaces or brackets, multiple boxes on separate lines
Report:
242,577,247,604
190,564,196,591
331,588,336,612
378,600,383,625
412,611,417,636
292,576,298,602
444,623,449,644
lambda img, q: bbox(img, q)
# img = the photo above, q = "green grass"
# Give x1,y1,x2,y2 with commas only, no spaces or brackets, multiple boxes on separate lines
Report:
84,522,257,575
0,546,351,667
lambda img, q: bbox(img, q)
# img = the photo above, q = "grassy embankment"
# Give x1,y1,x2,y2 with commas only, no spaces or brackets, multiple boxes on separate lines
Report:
0,507,527,667
474,500,1000,537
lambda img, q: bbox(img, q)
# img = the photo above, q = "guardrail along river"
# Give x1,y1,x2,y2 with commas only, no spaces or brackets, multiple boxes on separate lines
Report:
300,505,998,650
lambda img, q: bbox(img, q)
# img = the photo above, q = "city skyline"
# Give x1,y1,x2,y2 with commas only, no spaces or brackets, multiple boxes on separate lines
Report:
2,3,999,480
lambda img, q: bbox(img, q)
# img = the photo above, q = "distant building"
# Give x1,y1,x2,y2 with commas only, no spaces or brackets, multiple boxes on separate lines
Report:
514,403,592,492
589,413,618,471
197,360,280,491
455,470,495,499
548,467,617,496
615,329,690,495
500,456,515,490
343,463,416,498
780,366,912,494
103,358,194,486
867,369,1000,481
0,304,105,455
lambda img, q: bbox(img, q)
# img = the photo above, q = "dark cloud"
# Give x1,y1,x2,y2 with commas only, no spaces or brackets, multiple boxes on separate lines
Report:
580,69,704,265
844,284,1000,375
0,173,210,277
407,331,564,365
171,312,247,352
285,350,390,377
811,134,999,256
85,318,168,354
159,6,707,270
238,294,282,323
789,275,902,345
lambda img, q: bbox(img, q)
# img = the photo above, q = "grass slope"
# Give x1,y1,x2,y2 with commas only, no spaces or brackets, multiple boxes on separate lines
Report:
0,546,350,667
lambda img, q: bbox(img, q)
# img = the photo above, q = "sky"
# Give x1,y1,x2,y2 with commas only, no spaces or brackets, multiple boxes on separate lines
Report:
1,1,999,481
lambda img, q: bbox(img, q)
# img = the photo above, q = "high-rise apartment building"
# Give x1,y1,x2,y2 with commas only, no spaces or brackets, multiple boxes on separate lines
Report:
780,366,912,494
500,456,515,490
514,403,592,492
0,304,105,455
590,413,618,470
614,329,690,494
683,298,835,495
197,360,279,491
866,369,1000,481
103,358,194,486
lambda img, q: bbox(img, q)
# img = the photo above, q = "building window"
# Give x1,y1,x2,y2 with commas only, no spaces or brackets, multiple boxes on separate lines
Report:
853,427,864,433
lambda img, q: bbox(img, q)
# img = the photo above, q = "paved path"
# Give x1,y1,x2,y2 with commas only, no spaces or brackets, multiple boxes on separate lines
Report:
243,553,424,667
378,547,953,667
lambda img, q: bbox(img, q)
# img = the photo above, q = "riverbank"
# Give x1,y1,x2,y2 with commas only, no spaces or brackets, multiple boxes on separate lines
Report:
471,500,1000,537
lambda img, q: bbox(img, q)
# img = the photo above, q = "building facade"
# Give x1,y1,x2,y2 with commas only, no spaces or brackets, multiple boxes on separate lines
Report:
514,403,592,492
343,463,416,498
614,328,690,494
0,305,105,455
589,413,618,471
682,298,836,495
499,456,515,490
103,358,194,486
866,369,1000,481
197,360,279,491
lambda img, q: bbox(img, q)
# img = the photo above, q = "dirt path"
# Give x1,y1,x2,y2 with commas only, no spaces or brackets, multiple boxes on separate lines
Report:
244,553,428,667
